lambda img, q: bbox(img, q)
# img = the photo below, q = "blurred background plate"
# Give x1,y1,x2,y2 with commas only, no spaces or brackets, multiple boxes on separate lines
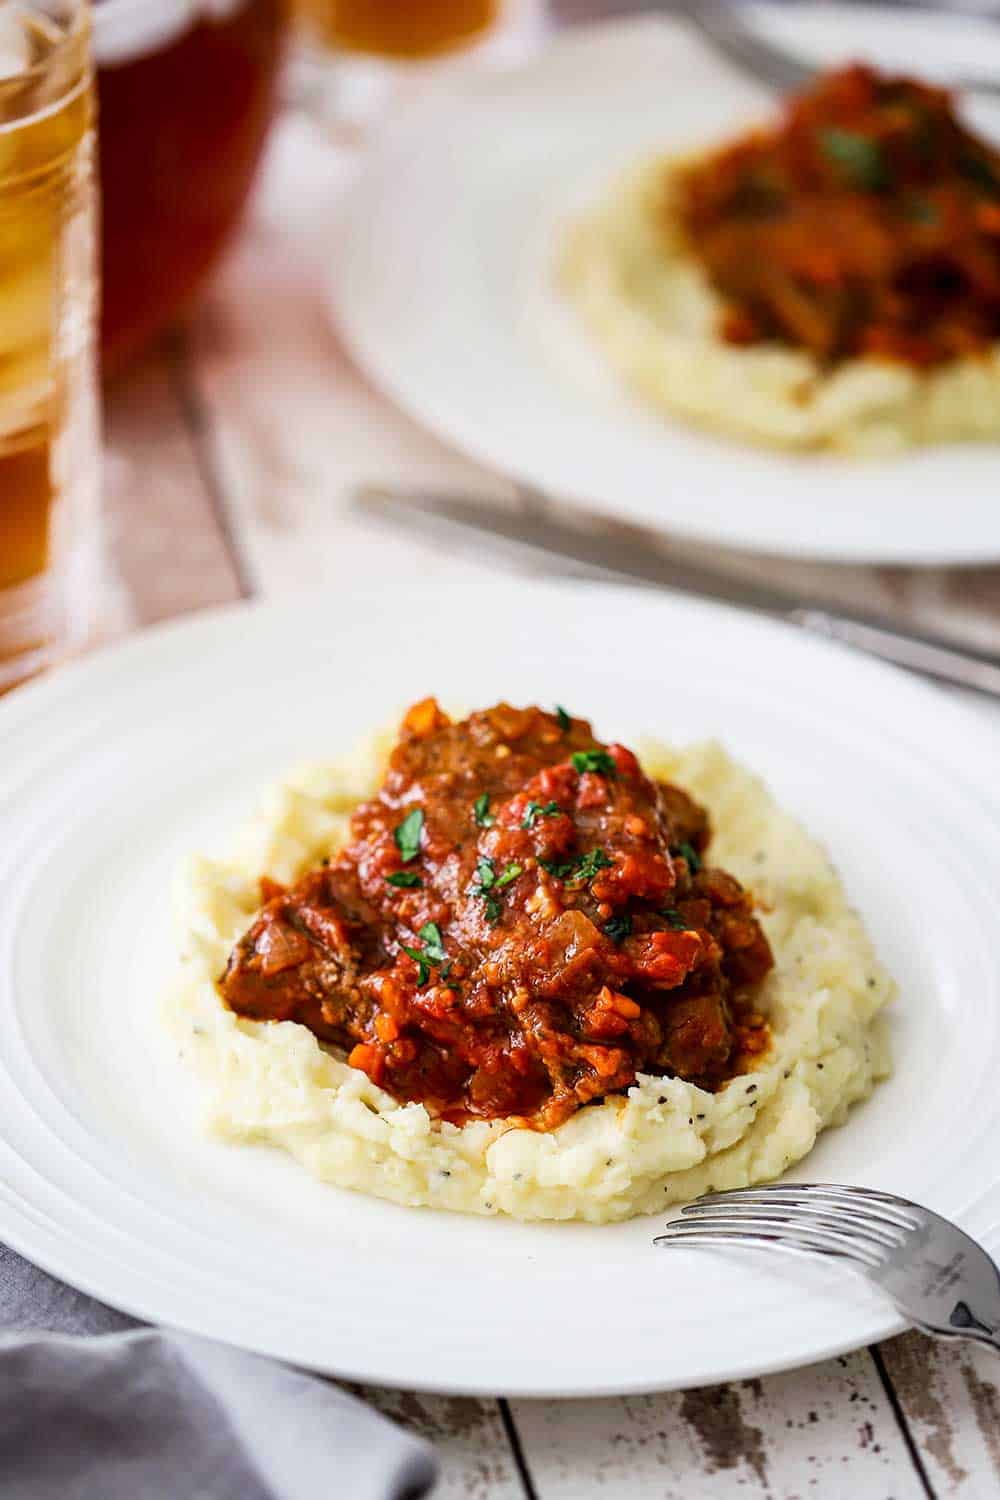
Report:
326,8,1000,564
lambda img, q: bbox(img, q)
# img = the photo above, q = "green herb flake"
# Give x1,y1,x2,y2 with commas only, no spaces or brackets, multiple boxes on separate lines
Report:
469,856,501,924
604,913,632,944
468,855,519,924
521,799,562,830
555,705,572,733
661,908,689,931
401,945,430,987
418,921,446,965
571,848,614,885
385,871,423,889
473,793,495,829
571,749,617,778
394,807,424,864
401,922,448,985
672,841,702,875
540,848,613,886
819,128,888,191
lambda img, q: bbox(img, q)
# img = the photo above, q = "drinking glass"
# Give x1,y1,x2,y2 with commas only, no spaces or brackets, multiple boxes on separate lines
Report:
294,0,544,131
302,0,500,59
0,0,99,692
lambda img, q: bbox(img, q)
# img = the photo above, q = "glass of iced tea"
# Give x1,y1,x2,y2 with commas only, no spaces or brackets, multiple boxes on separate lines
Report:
301,0,500,59
0,0,99,693
294,0,542,130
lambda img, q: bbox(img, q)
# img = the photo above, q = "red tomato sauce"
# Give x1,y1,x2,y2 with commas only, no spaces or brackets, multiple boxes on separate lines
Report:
220,703,773,1129
680,64,1000,366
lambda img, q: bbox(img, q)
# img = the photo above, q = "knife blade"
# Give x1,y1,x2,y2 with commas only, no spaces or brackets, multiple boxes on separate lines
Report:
353,484,1000,701
634,0,1000,100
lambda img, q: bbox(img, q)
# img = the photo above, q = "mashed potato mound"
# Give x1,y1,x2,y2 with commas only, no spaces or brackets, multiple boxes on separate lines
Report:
561,155,1000,456
170,738,892,1223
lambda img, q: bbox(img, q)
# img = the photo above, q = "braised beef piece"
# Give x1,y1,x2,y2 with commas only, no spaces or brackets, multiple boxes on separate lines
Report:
220,702,773,1129
681,64,1000,366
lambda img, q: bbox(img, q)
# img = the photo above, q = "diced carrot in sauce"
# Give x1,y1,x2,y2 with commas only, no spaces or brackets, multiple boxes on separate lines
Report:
219,704,773,1130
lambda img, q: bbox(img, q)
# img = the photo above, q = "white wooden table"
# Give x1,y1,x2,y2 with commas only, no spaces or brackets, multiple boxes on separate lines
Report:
98,96,1000,1500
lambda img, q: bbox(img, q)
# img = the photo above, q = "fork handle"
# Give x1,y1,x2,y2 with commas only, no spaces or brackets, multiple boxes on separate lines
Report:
942,1301,1000,1354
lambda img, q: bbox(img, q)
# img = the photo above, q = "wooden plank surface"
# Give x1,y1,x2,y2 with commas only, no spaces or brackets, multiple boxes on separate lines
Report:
101,343,245,634
352,1389,525,1500
510,1351,928,1498
97,107,1000,1500
881,1334,1000,1498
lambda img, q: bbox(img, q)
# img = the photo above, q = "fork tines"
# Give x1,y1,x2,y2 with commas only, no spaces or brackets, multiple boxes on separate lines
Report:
654,1183,920,1270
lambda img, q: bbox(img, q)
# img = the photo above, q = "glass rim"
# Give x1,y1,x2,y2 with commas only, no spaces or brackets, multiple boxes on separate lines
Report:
0,2,91,118
90,0,246,68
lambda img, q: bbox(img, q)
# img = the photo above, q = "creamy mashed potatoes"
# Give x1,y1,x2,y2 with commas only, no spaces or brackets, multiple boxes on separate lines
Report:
170,738,892,1223
561,155,1000,456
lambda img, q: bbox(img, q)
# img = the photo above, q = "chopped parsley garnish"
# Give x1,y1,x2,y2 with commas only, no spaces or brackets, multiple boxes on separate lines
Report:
385,870,423,889
473,793,495,828
672,841,702,874
661,908,688,931
470,857,500,923
819,128,888,191
555,705,571,733
521,799,561,829
540,847,613,887
573,848,613,884
468,857,521,924
418,921,446,965
571,749,617,778
401,922,447,985
394,807,424,864
603,913,632,944
401,946,431,986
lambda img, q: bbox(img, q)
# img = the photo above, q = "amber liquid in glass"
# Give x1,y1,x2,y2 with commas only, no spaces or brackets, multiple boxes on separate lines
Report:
0,8,97,687
0,436,51,590
303,0,499,59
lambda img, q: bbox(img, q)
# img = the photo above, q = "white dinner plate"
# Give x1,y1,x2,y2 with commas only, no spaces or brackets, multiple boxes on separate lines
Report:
326,8,1000,564
2,578,1000,1395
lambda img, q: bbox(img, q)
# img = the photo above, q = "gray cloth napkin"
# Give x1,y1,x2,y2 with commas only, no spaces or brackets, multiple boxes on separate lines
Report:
0,1244,438,1500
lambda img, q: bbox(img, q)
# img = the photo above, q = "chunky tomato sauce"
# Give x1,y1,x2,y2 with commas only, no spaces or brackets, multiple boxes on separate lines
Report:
681,64,1000,366
220,703,773,1129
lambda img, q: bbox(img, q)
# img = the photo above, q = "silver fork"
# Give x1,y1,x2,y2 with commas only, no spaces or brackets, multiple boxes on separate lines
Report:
654,1183,1000,1353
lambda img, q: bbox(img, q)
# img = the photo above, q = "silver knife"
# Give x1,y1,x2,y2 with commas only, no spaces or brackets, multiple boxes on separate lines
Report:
646,0,1000,100
354,484,1000,701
